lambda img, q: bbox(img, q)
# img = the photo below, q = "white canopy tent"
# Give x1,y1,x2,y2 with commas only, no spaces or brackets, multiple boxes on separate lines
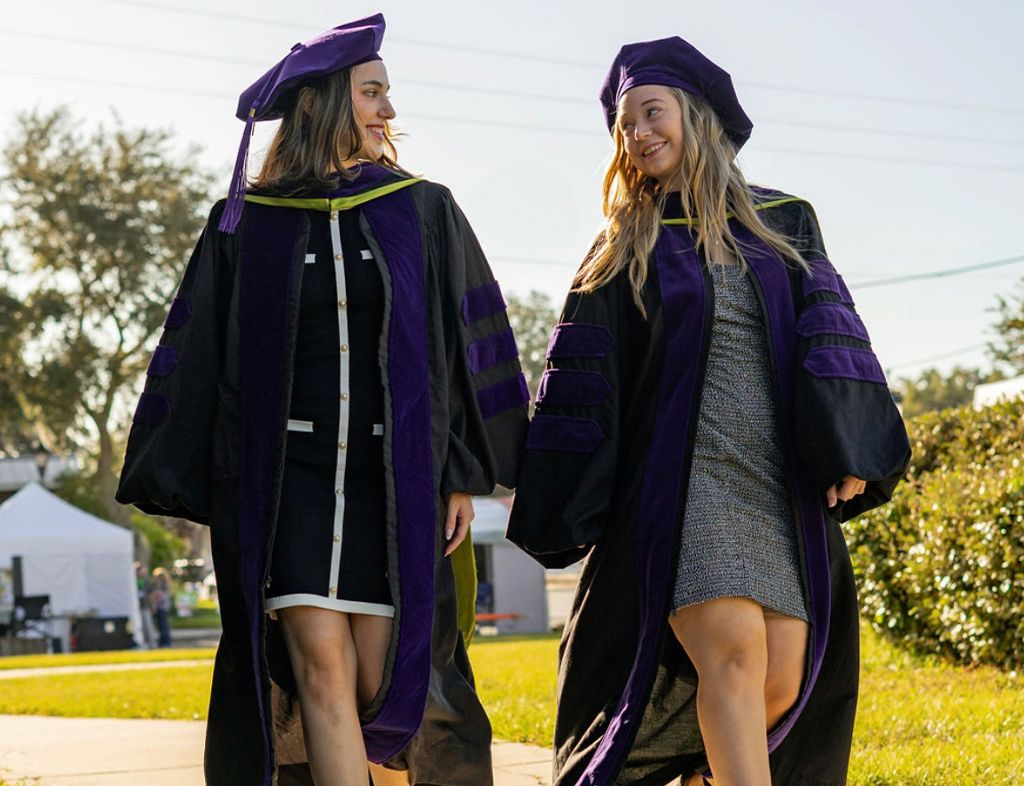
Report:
471,497,548,634
0,482,142,649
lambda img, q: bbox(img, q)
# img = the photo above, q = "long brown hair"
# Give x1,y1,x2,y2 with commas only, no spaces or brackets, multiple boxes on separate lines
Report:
251,67,405,195
574,87,807,316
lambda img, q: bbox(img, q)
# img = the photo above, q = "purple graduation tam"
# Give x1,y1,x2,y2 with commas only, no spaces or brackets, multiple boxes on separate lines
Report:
219,13,386,234
600,36,752,150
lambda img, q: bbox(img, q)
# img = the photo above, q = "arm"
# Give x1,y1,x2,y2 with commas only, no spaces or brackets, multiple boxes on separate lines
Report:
116,202,236,524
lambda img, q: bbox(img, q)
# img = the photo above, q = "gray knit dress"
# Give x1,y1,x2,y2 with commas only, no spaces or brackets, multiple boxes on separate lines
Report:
672,262,808,621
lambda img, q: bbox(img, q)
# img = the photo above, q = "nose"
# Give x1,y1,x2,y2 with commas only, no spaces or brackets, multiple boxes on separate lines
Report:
632,122,650,141
380,96,396,120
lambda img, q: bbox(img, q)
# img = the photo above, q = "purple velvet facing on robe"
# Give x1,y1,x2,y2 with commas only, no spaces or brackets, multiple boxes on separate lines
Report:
796,302,870,343
739,225,832,748
467,328,520,374
462,281,506,325
803,345,887,384
477,375,530,419
237,205,304,786
525,414,604,453
146,345,178,378
133,391,171,425
536,369,611,408
359,189,436,763
164,297,192,329
546,322,616,360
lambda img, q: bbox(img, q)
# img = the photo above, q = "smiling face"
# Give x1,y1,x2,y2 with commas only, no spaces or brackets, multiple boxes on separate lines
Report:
345,59,395,165
617,84,684,188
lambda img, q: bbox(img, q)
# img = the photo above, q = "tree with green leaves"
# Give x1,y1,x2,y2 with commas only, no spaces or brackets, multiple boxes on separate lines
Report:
989,281,1024,375
505,290,558,405
0,107,215,526
895,366,1003,419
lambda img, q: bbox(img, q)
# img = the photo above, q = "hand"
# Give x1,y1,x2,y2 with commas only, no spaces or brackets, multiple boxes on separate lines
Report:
444,493,474,556
826,475,866,507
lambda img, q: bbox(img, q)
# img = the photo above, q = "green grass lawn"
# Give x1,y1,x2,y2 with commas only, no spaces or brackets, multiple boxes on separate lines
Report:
0,648,215,670
0,627,1021,783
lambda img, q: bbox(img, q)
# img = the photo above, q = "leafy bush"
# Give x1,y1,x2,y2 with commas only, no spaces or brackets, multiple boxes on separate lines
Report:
845,398,1024,667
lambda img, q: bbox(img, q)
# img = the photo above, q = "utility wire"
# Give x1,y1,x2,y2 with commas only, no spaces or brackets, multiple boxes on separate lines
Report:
850,254,1024,289
887,342,991,372
85,0,1024,117
6,27,1024,151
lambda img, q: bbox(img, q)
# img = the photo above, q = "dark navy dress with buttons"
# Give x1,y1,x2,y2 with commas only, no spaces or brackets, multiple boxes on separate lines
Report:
266,206,392,616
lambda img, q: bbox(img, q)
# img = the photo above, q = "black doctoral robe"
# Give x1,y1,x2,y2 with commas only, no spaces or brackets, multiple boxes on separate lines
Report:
117,165,529,786
507,191,910,786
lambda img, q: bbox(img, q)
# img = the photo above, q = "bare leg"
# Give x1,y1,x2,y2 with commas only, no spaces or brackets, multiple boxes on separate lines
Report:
278,607,368,786
763,612,808,729
351,615,410,785
670,598,770,786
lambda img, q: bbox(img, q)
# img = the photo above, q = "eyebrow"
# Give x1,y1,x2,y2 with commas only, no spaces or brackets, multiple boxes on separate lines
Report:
640,98,665,107
360,79,388,89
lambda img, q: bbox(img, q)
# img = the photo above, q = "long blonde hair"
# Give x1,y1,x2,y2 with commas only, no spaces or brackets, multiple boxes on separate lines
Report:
252,67,406,195
574,87,807,315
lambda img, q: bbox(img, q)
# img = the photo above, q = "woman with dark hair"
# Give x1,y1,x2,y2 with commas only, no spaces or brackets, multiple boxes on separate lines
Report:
509,36,910,786
118,15,528,786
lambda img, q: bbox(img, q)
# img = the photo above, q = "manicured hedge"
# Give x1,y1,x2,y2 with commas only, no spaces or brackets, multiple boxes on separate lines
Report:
844,398,1024,668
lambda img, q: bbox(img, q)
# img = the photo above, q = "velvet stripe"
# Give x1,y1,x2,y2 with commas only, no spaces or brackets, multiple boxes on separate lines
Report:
477,375,530,419
796,302,870,342
146,345,178,378
132,391,171,425
535,369,611,407
237,205,304,786
803,345,887,384
803,260,853,304
462,281,506,325
163,296,192,328
546,322,616,360
467,328,520,374
359,189,436,762
738,225,832,748
578,228,707,785
525,414,604,453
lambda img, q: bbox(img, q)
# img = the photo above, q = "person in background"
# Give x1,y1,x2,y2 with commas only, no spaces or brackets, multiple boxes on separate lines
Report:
135,563,156,648
508,35,910,786
150,567,172,648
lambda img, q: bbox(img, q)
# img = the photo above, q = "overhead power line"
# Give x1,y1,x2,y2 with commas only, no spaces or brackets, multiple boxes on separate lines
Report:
85,0,1024,117
887,342,991,372
850,254,1024,289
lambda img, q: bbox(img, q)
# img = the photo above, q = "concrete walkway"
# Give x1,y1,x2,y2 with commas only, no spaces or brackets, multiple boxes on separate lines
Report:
0,715,552,785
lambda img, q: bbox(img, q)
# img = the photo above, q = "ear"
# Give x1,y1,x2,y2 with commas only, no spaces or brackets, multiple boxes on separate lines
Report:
298,87,315,117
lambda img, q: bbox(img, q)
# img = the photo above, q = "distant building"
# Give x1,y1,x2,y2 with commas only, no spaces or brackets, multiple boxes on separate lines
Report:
973,374,1024,409
0,455,78,505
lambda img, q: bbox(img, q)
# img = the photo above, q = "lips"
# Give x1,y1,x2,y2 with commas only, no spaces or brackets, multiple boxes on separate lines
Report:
365,125,386,140
642,141,666,158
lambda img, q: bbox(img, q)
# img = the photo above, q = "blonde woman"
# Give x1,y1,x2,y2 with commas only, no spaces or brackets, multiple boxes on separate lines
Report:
118,15,528,786
509,37,909,786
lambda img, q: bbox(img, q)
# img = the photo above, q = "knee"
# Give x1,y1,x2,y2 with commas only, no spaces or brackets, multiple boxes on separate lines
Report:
692,628,768,689
293,649,355,704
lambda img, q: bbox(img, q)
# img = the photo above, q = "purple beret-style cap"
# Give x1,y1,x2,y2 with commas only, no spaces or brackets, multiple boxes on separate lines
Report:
219,13,386,234
599,36,752,150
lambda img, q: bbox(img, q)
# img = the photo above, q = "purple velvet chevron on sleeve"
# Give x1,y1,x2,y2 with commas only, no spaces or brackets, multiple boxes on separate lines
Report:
133,392,171,425
526,414,604,453
163,297,192,328
146,345,179,378
462,281,506,325
796,302,870,342
546,323,615,360
477,375,530,419
536,369,611,407
802,345,887,384
803,261,854,304
467,328,520,374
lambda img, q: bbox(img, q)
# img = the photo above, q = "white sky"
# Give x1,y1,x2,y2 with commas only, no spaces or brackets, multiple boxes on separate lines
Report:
2,0,1023,381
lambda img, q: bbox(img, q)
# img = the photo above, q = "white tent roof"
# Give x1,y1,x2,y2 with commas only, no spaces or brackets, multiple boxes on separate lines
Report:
0,482,133,556
472,497,514,546
973,374,1024,410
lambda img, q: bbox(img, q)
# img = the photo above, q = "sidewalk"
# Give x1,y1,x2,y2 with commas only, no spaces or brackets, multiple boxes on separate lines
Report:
0,715,552,785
